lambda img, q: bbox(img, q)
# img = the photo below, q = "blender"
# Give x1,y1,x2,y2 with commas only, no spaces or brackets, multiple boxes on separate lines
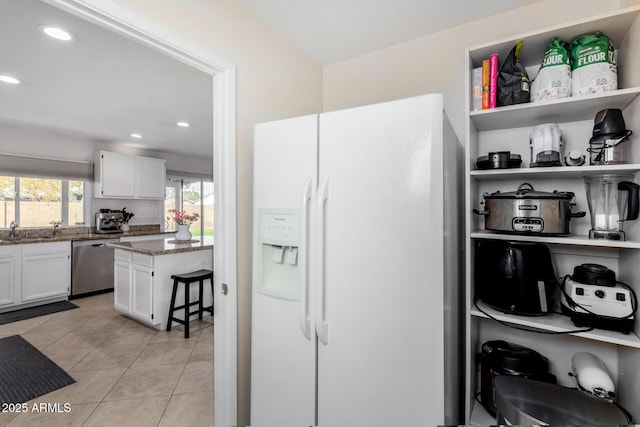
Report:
584,174,640,240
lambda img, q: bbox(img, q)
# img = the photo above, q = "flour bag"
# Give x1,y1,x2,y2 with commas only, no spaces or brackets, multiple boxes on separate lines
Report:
569,32,617,97
530,38,571,102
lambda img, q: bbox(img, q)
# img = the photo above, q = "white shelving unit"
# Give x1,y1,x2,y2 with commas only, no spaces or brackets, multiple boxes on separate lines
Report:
464,7,640,425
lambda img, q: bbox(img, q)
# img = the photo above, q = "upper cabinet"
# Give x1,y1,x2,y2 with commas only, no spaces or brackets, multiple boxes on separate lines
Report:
94,150,166,200
136,156,167,199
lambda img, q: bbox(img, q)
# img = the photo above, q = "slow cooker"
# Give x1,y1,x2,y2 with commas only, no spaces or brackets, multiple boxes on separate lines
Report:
473,182,585,235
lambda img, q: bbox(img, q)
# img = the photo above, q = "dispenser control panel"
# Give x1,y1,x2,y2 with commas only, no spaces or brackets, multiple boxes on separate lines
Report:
260,212,300,245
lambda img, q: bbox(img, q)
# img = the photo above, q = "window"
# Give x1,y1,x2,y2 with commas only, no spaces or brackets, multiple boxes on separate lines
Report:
165,177,214,237
0,176,86,228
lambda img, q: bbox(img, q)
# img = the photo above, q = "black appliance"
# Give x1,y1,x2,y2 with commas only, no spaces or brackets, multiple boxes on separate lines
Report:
475,240,556,316
480,340,556,417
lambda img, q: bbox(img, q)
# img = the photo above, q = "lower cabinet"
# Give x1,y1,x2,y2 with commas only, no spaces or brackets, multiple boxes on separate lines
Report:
0,242,70,313
113,248,213,330
0,246,18,308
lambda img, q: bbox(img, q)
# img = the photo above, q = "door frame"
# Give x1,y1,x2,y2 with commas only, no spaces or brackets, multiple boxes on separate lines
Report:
41,1,238,425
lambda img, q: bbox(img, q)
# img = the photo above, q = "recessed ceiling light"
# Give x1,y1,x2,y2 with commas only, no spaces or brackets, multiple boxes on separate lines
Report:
130,133,142,139
40,26,74,41
0,75,21,85
177,121,190,128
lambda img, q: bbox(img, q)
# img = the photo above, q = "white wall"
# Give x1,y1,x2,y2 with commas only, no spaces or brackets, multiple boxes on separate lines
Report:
323,0,631,142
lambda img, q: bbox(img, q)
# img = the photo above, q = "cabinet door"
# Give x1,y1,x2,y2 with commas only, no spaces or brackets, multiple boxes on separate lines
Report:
114,259,131,312
132,264,154,323
136,156,166,199
98,151,135,198
21,252,70,302
0,256,17,307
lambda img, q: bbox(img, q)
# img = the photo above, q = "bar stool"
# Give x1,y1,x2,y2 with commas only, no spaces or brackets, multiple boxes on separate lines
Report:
166,269,214,338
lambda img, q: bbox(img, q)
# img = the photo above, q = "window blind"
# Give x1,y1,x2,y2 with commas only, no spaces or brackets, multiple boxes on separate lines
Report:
0,154,93,180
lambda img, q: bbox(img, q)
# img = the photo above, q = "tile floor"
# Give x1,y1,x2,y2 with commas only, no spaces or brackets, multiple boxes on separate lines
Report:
0,292,214,427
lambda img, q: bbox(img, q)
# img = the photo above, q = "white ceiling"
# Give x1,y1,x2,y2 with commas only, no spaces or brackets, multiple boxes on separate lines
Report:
238,0,541,65
0,0,213,159
0,0,539,161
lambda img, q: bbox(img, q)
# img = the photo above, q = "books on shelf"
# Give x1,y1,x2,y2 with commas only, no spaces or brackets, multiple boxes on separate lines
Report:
478,55,499,110
489,54,498,109
481,60,489,110
472,67,482,111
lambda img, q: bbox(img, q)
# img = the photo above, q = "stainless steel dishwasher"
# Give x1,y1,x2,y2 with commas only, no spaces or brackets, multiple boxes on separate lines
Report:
71,238,121,297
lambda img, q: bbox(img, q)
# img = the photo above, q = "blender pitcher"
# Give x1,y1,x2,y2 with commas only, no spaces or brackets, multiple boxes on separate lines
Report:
584,174,640,240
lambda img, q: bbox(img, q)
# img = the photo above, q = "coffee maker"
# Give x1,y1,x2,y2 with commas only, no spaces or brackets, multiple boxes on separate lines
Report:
584,174,640,240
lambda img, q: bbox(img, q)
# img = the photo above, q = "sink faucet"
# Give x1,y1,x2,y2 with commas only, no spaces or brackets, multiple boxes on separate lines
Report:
51,220,62,236
9,221,18,239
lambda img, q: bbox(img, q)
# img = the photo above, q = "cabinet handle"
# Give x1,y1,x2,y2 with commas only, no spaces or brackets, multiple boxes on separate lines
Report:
221,283,228,295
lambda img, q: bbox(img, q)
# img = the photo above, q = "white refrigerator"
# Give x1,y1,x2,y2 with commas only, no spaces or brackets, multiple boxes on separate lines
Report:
250,94,463,427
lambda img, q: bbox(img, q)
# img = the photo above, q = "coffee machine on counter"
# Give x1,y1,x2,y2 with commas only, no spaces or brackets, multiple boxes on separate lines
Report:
95,209,124,234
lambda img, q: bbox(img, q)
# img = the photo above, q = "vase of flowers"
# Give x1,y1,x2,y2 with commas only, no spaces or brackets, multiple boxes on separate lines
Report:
167,209,199,241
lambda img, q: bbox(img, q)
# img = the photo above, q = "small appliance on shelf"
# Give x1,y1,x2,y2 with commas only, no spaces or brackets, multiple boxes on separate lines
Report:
529,123,563,167
560,263,636,333
584,174,640,241
474,240,556,316
588,108,633,165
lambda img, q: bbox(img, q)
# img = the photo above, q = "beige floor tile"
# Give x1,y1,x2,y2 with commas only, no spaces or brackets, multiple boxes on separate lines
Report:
71,315,128,333
6,402,98,427
0,411,18,427
41,345,95,371
35,368,126,404
99,326,156,346
83,396,169,427
158,391,214,427
131,340,196,367
174,361,214,394
44,330,107,350
104,364,185,401
71,343,146,372
20,328,70,350
0,316,52,337
189,339,214,363
150,326,202,343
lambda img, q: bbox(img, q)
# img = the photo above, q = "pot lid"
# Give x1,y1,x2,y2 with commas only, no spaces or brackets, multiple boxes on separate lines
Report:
484,183,574,200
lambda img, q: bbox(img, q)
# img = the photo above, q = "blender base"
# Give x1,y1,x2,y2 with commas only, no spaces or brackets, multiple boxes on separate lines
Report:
589,230,625,240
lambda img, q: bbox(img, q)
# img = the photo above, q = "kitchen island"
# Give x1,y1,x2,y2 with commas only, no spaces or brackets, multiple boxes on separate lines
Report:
108,236,214,330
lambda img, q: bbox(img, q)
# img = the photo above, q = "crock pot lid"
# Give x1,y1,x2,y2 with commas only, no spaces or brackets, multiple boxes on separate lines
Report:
485,186,574,200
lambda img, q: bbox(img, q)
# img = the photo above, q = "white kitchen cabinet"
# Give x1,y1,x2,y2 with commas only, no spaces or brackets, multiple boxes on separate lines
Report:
114,250,132,312
136,156,166,199
94,151,166,200
464,7,640,424
94,151,135,198
131,253,154,323
0,246,18,307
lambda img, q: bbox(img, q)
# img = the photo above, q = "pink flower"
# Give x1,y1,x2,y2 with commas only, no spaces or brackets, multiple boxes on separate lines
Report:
167,209,200,225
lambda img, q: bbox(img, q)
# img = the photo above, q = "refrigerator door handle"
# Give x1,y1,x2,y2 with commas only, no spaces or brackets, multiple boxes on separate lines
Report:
299,177,312,340
316,178,329,345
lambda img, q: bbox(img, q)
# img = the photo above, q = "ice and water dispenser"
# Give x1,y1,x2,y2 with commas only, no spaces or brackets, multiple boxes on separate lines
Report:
256,209,300,300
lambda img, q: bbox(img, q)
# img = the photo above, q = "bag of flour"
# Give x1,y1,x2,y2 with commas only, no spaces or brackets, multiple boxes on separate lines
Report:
530,38,571,102
569,32,617,97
